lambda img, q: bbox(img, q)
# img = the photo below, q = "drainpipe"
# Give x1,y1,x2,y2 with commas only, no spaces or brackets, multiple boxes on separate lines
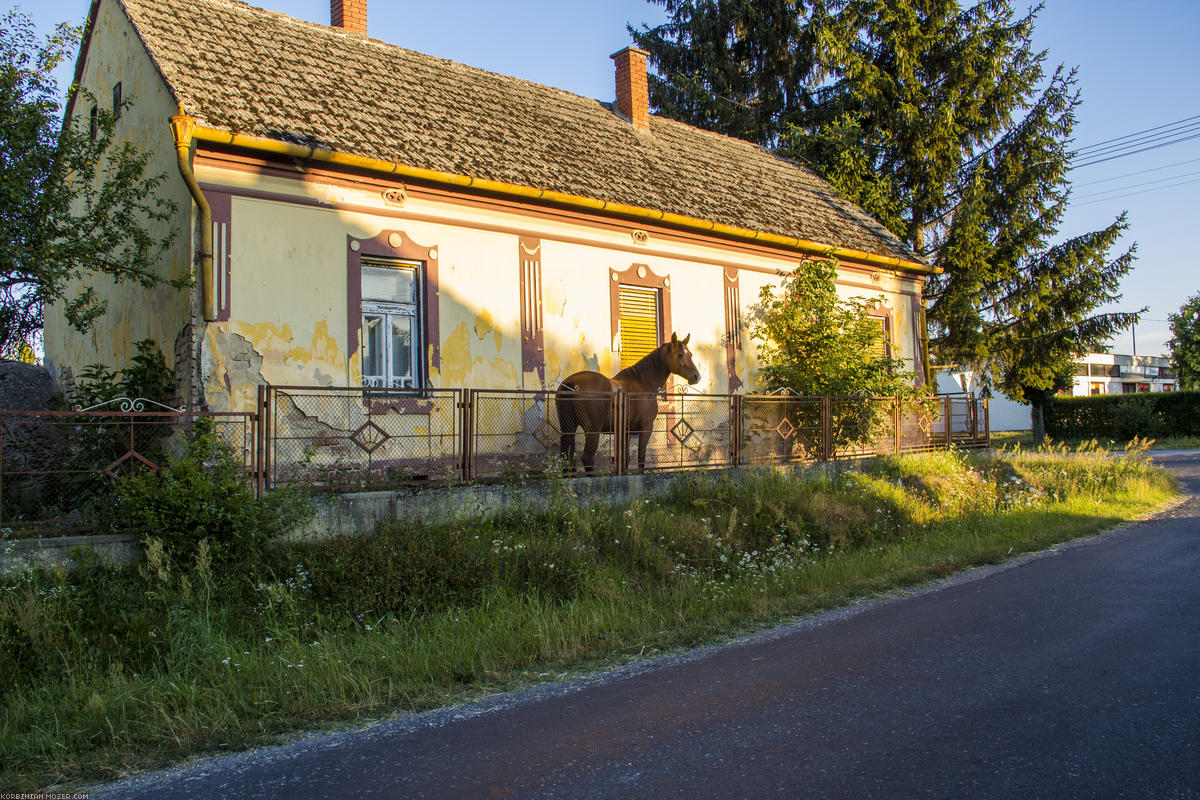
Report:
919,300,932,387
169,110,215,321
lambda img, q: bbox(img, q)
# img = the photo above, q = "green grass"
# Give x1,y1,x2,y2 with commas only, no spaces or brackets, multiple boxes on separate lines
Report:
0,447,1179,791
991,430,1200,451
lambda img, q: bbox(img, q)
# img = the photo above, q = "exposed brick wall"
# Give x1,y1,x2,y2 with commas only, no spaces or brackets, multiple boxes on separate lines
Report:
331,0,367,34
611,47,650,131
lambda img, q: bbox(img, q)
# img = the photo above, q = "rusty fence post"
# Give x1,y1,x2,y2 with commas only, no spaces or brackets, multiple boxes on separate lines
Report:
944,395,953,449
460,389,474,482
263,386,272,491
614,389,626,476
730,394,743,467
255,385,265,498
893,398,902,454
984,397,991,448
821,396,833,461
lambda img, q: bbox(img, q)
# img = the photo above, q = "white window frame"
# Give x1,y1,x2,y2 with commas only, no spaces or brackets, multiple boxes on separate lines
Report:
360,259,422,390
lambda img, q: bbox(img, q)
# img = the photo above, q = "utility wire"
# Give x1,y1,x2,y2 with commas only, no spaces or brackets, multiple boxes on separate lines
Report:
1072,168,1200,201
1072,131,1200,169
1073,113,1200,154
1073,119,1200,161
1073,156,1200,187
1072,121,1200,163
1072,175,1200,207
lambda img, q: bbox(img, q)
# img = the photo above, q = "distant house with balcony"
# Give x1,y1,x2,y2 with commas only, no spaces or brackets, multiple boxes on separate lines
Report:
1071,353,1176,396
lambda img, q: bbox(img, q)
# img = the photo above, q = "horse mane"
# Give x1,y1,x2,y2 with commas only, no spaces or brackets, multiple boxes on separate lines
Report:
613,343,670,392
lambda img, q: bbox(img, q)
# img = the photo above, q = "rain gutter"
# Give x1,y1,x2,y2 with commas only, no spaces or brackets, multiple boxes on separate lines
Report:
178,119,940,276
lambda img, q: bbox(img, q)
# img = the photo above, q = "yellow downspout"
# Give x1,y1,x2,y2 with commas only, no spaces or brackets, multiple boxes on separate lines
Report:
184,123,942,277
169,111,215,320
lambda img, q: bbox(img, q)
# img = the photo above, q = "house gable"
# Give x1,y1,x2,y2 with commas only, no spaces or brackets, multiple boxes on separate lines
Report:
44,0,195,400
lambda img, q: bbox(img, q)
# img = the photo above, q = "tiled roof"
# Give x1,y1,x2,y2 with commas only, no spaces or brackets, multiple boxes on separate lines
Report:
116,0,920,263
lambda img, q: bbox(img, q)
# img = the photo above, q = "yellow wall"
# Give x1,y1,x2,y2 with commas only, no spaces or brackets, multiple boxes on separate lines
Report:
191,157,926,411
43,0,194,391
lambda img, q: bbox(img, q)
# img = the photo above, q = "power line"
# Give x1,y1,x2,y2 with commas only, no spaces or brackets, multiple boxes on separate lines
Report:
1072,131,1200,169
1072,168,1200,201
1074,120,1200,162
1074,113,1200,154
1072,175,1200,207
1073,157,1200,187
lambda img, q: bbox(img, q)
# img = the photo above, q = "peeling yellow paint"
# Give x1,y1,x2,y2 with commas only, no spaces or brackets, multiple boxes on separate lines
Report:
203,319,350,411
439,322,520,387
544,279,567,316
474,309,493,340
473,308,503,353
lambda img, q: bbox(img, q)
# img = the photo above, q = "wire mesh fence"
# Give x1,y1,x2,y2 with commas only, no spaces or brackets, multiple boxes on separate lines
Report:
0,406,255,537
266,386,463,490
1,386,987,536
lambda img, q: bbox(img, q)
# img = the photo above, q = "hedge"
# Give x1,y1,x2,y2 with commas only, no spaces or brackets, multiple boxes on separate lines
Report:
1044,391,1200,440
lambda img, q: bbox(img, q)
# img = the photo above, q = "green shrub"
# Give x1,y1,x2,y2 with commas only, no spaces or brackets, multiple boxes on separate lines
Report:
111,418,310,568
1045,391,1200,440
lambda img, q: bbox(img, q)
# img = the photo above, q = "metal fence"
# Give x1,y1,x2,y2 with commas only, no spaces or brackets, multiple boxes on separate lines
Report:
0,402,256,536
0,388,987,535
265,387,988,486
265,386,463,490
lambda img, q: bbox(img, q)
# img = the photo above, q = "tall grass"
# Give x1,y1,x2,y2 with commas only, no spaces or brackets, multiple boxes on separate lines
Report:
0,445,1177,791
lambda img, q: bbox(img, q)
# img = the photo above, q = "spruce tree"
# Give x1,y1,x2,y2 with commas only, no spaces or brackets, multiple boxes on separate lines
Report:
630,0,822,146
635,0,1140,439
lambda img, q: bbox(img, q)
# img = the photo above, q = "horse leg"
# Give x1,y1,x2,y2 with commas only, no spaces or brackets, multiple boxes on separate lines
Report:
556,396,578,474
582,432,600,474
559,430,577,474
637,428,650,473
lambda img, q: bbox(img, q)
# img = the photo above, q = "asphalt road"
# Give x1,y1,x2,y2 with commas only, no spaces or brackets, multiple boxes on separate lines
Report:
95,452,1200,800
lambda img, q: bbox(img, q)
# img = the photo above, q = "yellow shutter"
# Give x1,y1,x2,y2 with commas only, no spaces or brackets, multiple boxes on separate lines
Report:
867,317,890,359
618,286,660,369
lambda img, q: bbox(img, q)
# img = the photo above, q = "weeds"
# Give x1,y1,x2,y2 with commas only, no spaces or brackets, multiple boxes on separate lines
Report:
0,445,1177,791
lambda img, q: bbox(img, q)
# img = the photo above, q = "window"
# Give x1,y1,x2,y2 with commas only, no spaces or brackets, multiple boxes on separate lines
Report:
1073,362,1090,377
112,82,122,120
360,259,421,389
617,284,660,370
866,316,891,360
1090,382,1105,395
89,105,98,140
1122,382,1139,394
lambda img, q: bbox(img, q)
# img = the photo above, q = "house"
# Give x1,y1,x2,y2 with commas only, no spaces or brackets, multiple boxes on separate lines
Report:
46,0,938,415
1070,353,1176,396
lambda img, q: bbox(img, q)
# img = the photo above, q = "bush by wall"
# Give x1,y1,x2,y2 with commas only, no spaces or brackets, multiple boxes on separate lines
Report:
1045,391,1200,440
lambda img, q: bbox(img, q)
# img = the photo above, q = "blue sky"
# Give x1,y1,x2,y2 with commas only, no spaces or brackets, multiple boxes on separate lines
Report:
15,0,1200,357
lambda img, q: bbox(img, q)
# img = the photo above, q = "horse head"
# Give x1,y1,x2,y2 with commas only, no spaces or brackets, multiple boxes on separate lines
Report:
666,332,701,385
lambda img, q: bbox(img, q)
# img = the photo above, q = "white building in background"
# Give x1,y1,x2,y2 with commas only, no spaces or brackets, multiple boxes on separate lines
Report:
1070,353,1176,396
934,352,1178,433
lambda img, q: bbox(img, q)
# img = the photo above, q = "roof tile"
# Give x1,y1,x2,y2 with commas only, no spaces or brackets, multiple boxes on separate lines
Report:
117,0,918,263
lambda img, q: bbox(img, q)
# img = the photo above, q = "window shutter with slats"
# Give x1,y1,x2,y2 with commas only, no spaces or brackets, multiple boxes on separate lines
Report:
618,286,660,369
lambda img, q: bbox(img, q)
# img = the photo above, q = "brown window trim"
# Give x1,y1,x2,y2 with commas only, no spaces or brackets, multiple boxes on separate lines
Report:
610,263,672,365
347,230,440,387
209,190,232,322
724,268,742,392
867,306,894,360
519,236,545,384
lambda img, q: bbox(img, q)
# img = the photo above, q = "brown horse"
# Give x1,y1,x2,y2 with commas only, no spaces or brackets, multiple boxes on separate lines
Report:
556,332,701,473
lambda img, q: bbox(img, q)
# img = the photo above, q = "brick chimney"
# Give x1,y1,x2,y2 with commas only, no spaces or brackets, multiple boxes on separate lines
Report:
331,0,367,35
611,46,651,132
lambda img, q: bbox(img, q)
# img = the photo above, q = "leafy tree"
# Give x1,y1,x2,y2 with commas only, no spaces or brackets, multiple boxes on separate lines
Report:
634,0,1140,441
1168,291,1200,391
0,10,181,355
749,258,930,453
